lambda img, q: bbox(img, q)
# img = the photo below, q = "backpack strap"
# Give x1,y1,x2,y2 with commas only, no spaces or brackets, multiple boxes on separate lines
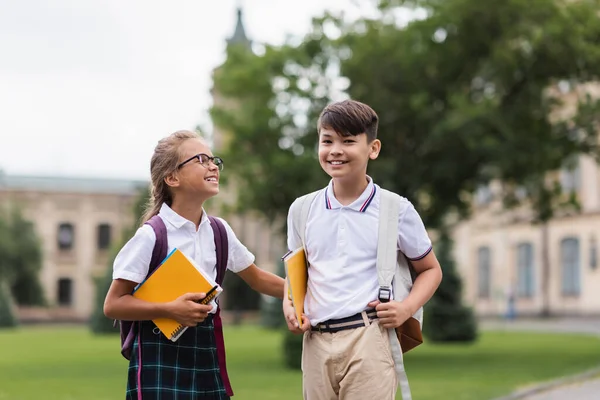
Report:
119,215,168,361
377,188,412,400
208,216,229,284
290,190,321,248
207,215,233,397
146,215,168,275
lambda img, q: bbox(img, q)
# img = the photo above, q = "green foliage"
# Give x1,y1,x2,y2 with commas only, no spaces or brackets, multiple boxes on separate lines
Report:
0,283,18,328
222,270,261,318
0,206,45,307
423,231,477,342
282,330,303,370
259,259,286,329
211,0,600,228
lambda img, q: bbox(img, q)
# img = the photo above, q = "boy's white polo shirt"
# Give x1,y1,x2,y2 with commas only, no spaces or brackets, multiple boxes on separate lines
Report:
287,178,432,325
113,203,254,285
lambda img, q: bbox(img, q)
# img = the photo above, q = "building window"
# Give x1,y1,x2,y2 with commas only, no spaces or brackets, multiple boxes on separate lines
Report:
559,157,581,194
97,224,112,250
477,247,492,298
561,237,580,296
516,243,535,298
475,185,493,206
57,278,73,306
57,223,74,250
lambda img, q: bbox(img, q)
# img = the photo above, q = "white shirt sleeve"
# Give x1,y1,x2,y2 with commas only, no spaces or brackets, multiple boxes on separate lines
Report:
218,217,255,273
397,201,433,260
112,225,156,283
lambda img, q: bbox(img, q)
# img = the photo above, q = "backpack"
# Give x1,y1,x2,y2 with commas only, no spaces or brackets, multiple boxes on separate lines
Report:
117,214,233,396
289,188,422,400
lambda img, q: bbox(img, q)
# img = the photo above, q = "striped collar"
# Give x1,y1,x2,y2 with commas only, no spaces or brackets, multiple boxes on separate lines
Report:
324,177,377,212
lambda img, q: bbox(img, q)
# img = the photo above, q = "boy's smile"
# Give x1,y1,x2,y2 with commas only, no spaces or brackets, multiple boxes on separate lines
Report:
318,128,380,181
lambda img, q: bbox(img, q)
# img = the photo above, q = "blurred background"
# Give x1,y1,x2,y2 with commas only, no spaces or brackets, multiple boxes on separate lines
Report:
1,0,599,399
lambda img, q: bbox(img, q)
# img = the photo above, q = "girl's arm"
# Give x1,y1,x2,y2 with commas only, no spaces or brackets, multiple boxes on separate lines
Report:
237,264,285,299
104,279,212,326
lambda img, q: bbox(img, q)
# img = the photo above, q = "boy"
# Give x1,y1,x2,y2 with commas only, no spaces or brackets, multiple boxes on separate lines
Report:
283,99,443,400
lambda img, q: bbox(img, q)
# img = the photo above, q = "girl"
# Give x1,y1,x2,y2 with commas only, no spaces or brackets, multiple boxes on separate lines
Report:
104,130,285,400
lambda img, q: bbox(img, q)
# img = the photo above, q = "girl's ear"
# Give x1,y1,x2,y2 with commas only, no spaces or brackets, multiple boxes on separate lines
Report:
369,139,381,160
164,172,180,188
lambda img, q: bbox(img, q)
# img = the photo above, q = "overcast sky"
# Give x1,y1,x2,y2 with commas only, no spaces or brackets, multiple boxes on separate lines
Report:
0,0,375,180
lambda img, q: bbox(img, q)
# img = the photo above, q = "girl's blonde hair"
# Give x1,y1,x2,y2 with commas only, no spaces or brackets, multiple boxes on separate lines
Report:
141,130,201,224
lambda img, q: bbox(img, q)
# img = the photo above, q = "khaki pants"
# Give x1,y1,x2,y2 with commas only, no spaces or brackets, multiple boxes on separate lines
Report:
302,316,397,400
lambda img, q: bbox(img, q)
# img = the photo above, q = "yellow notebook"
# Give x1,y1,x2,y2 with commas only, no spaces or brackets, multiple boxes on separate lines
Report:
283,247,308,323
132,248,223,342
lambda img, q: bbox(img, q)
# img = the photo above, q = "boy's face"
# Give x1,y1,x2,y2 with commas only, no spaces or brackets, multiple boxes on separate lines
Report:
318,128,380,182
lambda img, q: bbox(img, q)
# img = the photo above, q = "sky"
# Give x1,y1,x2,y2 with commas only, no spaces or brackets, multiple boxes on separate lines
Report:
0,0,376,180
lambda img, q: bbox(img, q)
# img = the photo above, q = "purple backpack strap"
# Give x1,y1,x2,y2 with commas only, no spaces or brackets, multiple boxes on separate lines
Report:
208,215,233,397
119,215,168,360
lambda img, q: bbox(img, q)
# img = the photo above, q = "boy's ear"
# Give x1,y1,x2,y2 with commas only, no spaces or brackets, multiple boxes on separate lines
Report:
164,172,180,188
369,139,381,160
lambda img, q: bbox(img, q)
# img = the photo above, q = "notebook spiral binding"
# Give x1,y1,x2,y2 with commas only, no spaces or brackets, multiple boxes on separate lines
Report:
170,325,186,339
168,288,221,340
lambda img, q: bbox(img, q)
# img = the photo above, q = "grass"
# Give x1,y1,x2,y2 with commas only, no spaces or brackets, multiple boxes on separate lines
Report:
0,325,599,400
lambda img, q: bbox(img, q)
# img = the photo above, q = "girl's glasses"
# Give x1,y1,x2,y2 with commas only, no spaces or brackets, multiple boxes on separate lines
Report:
177,153,224,171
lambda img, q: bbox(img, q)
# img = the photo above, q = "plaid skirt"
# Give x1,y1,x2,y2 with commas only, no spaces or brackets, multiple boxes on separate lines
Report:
126,315,230,400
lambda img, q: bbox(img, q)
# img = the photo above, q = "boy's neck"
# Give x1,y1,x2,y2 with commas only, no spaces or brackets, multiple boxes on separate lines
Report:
331,175,370,206
170,198,206,230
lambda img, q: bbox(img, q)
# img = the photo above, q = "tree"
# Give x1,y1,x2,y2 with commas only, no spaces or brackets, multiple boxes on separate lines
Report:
211,0,600,344
0,216,18,328
213,0,600,228
0,206,45,310
7,208,45,306
0,283,18,328
423,230,477,342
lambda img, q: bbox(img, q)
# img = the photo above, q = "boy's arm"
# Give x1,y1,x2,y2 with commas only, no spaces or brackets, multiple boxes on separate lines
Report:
401,251,443,316
369,252,442,329
237,264,285,298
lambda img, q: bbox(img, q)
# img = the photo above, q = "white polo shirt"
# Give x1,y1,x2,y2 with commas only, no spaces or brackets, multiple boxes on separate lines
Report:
286,178,432,325
113,203,254,285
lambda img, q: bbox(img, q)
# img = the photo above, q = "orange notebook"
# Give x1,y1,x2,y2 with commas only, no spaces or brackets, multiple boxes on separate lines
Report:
283,247,308,323
132,248,223,342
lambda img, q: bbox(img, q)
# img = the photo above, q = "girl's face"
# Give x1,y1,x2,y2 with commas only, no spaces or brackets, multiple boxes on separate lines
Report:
170,138,221,200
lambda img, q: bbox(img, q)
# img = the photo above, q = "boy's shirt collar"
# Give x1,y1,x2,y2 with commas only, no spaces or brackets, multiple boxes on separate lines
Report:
159,203,208,229
324,176,377,213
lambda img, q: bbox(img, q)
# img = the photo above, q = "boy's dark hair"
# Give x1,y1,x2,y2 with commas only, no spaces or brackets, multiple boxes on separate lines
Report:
317,99,379,142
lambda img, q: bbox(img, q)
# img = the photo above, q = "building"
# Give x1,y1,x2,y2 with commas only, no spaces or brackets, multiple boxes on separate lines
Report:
0,8,285,321
0,172,146,319
453,83,600,317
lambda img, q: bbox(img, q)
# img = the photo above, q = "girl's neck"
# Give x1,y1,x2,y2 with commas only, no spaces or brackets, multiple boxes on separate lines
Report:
332,175,370,206
170,197,205,230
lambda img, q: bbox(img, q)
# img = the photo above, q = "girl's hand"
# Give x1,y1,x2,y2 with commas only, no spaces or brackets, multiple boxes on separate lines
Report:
167,292,213,327
283,297,310,334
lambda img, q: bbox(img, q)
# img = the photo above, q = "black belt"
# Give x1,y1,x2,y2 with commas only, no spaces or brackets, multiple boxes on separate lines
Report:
311,309,378,333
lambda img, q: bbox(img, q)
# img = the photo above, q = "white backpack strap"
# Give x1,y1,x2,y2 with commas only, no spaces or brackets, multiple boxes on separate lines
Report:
377,188,412,400
290,190,320,247
376,189,401,297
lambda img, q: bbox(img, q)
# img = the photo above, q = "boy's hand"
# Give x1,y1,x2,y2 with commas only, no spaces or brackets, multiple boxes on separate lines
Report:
167,292,213,327
368,299,412,329
283,297,311,334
